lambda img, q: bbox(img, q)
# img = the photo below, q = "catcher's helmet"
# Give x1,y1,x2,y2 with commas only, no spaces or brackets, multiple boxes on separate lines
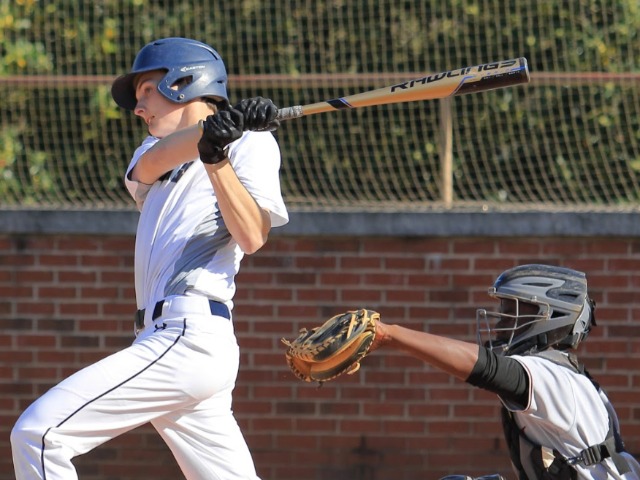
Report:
111,37,228,110
476,264,595,356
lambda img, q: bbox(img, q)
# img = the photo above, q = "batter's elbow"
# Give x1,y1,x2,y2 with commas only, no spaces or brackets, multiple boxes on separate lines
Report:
240,235,268,255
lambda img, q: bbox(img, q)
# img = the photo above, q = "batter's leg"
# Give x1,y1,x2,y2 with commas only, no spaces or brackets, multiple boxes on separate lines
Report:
11,320,195,480
152,395,260,480
150,315,260,479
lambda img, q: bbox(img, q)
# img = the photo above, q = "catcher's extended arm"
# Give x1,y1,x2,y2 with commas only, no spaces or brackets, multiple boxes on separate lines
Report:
281,309,379,385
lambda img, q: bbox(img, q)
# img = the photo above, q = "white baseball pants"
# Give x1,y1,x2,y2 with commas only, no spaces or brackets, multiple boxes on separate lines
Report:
11,297,260,480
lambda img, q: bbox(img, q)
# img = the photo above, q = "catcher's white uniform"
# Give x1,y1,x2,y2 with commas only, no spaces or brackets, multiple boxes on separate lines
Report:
11,130,288,480
505,354,640,479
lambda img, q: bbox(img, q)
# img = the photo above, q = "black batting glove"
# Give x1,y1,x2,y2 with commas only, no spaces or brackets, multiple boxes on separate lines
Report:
197,108,244,165
233,96,280,132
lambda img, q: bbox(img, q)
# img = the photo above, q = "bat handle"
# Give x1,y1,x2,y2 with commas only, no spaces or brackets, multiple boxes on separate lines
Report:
276,105,304,121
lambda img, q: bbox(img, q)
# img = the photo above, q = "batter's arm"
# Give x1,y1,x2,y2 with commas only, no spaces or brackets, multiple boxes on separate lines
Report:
204,159,271,254
129,124,202,184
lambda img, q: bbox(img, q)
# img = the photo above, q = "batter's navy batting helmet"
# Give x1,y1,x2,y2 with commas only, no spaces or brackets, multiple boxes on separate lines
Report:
111,37,228,110
476,264,595,356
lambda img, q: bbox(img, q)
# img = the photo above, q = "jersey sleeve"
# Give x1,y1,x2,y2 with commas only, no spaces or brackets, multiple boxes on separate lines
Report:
227,131,289,228
466,346,529,407
124,136,159,211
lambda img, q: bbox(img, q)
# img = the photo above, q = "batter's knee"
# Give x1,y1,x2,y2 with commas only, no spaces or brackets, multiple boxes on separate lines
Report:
11,409,46,454
11,412,52,480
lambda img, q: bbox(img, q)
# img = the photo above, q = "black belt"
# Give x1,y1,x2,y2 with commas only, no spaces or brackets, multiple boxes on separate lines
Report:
135,298,230,331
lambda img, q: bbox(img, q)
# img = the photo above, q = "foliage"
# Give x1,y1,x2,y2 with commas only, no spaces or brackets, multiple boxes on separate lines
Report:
0,0,638,208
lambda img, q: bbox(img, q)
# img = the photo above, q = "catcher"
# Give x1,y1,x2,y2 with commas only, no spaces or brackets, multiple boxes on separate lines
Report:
283,264,640,480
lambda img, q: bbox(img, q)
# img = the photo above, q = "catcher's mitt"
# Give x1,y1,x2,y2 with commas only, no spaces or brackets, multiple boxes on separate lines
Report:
281,309,379,384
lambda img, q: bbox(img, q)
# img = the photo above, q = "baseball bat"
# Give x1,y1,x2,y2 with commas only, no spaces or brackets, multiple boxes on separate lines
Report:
276,57,529,121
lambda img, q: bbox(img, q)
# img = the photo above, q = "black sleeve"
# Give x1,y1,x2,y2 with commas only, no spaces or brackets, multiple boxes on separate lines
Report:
465,347,530,408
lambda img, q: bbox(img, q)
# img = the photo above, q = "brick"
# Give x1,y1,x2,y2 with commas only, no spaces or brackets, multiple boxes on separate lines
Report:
80,254,125,267
235,270,274,282
384,257,426,270
101,237,136,251
295,288,338,302
452,239,496,254
340,289,383,302
36,350,76,363
1,253,37,266
60,335,100,348
320,272,362,285
251,255,295,269
586,241,630,254
2,318,34,331
429,289,471,303
340,256,383,269
104,335,133,348
276,402,316,415
253,288,294,301
277,305,319,320
339,419,382,434
363,273,405,286
57,238,101,251
609,258,640,271
4,349,35,368
59,303,99,315
101,271,135,283
497,241,543,255
294,255,337,269
39,254,78,266
407,272,451,286
17,366,58,380
384,419,428,435
80,287,119,298
16,335,57,347
274,272,317,285
0,285,33,297
37,318,75,331
253,384,293,398
15,270,54,283
38,286,77,298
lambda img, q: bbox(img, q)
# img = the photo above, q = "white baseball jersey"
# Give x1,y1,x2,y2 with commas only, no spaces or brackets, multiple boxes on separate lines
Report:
11,129,289,480
504,354,640,479
125,129,289,311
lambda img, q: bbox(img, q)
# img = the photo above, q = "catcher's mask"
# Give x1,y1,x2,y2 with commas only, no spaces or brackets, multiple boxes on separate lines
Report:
111,37,228,110
476,264,595,356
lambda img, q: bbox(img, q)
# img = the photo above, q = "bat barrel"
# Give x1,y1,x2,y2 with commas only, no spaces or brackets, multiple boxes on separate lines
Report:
455,57,530,96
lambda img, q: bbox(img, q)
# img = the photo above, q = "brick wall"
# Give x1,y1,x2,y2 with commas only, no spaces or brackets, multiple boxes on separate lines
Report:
1,233,639,480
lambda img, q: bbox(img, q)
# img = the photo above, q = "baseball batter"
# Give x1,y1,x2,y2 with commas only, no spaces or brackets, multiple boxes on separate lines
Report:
369,264,640,479
11,37,288,479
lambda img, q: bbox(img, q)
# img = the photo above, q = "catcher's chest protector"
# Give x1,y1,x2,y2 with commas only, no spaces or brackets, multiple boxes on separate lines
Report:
501,351,632,480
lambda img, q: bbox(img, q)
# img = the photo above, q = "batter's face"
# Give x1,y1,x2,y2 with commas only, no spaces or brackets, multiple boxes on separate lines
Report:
133,71,210,138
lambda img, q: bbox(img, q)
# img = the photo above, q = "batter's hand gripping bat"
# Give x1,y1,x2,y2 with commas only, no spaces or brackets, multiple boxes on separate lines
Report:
276,57,529,121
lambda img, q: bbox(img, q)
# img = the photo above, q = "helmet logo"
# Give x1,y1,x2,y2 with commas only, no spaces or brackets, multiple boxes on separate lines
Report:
180,65,205,72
